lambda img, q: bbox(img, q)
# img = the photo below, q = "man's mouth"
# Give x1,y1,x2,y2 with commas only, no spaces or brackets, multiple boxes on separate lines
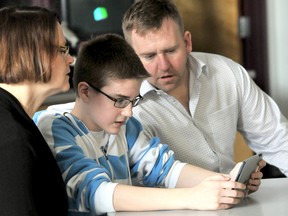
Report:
159,74,174,81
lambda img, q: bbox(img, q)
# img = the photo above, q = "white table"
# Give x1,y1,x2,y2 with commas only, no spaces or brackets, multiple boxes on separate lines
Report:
108,178,288,216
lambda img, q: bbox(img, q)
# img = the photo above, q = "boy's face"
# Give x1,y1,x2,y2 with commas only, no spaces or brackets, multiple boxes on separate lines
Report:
85,79,142,134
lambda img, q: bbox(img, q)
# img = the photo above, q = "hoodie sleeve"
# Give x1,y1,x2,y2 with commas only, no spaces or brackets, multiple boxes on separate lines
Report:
125,117,186,188
35,111,117,215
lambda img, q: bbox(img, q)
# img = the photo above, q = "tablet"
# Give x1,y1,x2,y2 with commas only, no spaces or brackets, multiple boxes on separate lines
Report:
235,154,262,184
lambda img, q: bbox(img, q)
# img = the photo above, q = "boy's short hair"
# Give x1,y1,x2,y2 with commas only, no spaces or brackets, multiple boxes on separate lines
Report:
73,33,149,95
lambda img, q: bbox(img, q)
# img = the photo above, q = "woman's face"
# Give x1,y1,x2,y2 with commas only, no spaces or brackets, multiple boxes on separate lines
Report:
84,79,142,134
49,23,74,95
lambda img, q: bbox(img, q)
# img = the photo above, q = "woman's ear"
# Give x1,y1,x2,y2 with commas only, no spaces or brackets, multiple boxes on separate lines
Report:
78,82,90,102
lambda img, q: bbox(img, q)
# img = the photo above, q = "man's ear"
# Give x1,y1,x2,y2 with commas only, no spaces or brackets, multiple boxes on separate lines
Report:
184,31,192,53
78,82,90,102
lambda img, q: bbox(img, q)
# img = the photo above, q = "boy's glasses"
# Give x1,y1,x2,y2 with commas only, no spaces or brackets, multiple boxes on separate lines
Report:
87,82,143,108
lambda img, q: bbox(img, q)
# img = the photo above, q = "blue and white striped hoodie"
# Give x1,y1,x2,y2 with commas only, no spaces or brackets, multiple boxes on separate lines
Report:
33,102,186,216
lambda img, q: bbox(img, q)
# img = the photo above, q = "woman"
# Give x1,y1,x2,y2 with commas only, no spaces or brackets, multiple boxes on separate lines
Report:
0,6,74,215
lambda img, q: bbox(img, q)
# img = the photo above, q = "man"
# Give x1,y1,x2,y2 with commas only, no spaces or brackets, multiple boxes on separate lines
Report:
122,0,288,176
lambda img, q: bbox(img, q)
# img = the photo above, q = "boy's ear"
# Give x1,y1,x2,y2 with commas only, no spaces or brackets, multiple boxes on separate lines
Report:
78,82,90,102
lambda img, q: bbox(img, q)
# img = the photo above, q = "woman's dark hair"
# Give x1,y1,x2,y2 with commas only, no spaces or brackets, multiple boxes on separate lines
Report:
0,6,61,83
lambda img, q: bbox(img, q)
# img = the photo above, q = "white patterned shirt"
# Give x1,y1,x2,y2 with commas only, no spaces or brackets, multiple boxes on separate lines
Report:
133,52,288,176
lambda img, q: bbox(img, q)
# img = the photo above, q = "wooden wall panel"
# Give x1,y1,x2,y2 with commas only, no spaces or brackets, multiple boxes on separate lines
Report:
174,0,242,63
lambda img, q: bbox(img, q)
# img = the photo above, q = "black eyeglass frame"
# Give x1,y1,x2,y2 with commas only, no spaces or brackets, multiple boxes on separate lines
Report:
87,82,143,108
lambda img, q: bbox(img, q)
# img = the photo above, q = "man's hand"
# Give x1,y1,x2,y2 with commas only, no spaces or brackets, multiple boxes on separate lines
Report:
247,159,266,194
229,159,266,195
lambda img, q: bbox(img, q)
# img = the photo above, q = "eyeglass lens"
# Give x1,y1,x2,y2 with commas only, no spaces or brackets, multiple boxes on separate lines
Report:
59,46,69,55
115,97,141,108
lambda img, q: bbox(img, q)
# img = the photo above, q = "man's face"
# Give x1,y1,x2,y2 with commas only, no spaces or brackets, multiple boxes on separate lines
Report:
130,19,192,93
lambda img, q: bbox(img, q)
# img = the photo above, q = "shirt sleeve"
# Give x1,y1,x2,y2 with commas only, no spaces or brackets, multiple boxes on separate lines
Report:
235,63,288,176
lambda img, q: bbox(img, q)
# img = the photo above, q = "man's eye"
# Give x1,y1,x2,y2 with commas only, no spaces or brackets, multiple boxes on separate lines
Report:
167,49,176,53
144,54,155,60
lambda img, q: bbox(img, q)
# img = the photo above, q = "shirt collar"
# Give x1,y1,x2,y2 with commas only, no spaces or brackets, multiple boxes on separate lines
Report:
140,79,157,96
187,53,208,79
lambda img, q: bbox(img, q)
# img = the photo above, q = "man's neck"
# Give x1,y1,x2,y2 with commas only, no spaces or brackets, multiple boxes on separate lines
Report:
168,70,190,113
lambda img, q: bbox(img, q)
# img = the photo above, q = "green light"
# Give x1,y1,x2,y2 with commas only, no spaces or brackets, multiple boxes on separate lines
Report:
93,7,108,21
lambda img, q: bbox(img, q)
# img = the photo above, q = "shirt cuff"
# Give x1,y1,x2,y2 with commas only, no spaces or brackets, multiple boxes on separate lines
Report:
165,161,187,188
94,181,118,215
